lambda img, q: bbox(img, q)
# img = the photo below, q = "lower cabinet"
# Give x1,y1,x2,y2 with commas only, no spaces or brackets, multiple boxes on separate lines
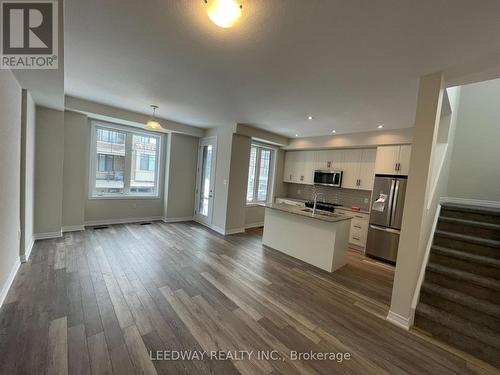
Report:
337,210,369,249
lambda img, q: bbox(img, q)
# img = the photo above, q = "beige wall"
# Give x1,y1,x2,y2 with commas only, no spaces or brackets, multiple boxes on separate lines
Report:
62,111,88,228
225,134,252,231
286,128,413,150
164,133,198,220
20,90,36,259
447,78,500,202
34,107,65,235
0,70,22,300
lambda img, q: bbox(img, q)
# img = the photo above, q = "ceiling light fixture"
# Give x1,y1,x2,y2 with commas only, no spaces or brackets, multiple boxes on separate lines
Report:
295,134,299,137
145,105,162,131
331,130,336,134
307,115,313,120
204,0,242,28
378,124,384,129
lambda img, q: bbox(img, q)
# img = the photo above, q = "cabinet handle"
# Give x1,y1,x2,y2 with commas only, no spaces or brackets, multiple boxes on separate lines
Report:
289,174,292,180
354,225,362,229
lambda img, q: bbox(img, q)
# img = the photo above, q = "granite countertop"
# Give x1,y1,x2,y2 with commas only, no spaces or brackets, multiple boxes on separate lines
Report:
263,203,352,223
276,197,370,215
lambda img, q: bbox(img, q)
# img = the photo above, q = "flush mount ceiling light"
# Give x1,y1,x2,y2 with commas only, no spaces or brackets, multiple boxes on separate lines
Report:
307,115,314,120
331,130,336,133
204,0,242,28
145,105,162,131
378,124,384,129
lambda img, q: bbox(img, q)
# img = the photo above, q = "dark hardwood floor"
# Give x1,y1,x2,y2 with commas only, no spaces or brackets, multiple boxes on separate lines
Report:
0,221,496,374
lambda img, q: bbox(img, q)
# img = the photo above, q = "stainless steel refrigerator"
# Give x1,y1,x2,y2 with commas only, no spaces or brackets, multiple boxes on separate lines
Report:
366,175,408,263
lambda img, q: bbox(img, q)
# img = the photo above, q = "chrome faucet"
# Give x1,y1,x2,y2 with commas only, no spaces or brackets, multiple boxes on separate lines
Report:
312,191,324,216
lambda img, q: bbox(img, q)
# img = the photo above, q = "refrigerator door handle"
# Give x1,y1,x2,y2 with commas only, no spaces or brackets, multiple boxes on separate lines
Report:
390,179,400,227
386,178,396,221
370,224,401,235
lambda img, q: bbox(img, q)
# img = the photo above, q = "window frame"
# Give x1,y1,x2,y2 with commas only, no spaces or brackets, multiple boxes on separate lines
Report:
246,143,275,205
88,120,162,200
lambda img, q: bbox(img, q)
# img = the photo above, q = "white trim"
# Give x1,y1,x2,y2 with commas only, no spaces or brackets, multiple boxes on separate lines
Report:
194,219,245,236
162,216,194,223
225,227,245,235
62,225,86,233
387,310,411,330
440,197,500,209
410,204,441,320
245,222,264,229
84,216,163,227
0,258,21,308
427,144,448,210
21,238,35,263
33,230,63,240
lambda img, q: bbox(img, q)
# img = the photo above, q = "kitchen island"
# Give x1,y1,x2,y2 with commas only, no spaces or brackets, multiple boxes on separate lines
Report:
262,203,352,272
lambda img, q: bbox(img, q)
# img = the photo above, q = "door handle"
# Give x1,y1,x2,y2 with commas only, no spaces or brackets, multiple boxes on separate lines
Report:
369,224,400,234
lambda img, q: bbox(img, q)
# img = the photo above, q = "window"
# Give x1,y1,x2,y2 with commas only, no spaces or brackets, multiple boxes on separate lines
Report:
90,122,161,198
247,144,273,204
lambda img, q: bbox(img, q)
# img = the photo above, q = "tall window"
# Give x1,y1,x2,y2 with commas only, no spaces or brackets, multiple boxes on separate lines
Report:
90,122,161,198
247,144,273,204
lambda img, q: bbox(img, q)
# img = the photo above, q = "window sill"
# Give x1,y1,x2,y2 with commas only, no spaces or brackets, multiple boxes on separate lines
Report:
88,195,161,201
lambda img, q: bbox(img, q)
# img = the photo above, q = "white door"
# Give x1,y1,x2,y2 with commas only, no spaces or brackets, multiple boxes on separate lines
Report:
358,149,377,190
374,146,399,175
194,137,217,225
398,145,412,175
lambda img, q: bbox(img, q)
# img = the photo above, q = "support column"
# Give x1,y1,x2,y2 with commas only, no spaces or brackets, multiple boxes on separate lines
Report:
388,72,445,329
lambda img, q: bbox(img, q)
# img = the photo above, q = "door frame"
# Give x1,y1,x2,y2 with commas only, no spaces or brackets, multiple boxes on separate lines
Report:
194,136,217,226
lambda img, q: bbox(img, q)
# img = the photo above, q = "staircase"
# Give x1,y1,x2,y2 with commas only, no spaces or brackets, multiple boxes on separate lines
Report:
414,202,500,368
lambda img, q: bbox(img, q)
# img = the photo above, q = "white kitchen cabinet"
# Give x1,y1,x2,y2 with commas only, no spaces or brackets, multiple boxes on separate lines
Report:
283,151,315,184
358,149,377,190
374,145,412,175
340,149,376,190
398,145,412,175
337,209,370,249
341,149,363,190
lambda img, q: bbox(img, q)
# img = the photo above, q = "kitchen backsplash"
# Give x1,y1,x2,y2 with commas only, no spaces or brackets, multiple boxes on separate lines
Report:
285,183,372,211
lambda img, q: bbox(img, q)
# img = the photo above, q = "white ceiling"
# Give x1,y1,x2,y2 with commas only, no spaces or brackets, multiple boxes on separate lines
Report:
65,0,500,137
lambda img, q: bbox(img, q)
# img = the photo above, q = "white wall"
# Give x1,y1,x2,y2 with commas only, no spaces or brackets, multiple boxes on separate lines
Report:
20,90,36,259
34,107,65,235
447,78,500,202
0,70,22,303
164,133,198,220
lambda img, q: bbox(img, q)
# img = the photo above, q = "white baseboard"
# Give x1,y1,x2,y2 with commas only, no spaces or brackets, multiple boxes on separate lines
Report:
441,197,500,209
20,238,35,263
84,216,163,227
193,220,245,236
162,216,194,223
386,310,411,330
0,258,21,308
245,222,264,229
62,225,86,233
33,230,63,240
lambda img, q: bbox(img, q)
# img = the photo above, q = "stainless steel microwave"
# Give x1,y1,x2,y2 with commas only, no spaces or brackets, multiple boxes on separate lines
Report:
314,170,343,187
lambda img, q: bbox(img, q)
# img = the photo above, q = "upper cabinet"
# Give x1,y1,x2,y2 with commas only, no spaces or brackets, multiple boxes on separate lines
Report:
374,145,412,175
283,148,377,190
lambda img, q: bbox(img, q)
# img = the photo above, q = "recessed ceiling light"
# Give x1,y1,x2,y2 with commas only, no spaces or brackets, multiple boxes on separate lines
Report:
307,116,313,120
331,130,336,134
295,134,299,137
205,0,242,28
378,124,384,129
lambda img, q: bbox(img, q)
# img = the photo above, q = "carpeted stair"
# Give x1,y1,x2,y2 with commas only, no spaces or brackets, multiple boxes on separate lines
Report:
414,202,500,368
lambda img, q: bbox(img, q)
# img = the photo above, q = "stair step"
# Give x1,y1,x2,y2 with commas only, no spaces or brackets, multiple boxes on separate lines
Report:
430,246,500,279
414,306,500,368
425,263,500,304
437,217,500,241
440,203,500,225
416,303,500,349
434,230,500,259
420,282,500,332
